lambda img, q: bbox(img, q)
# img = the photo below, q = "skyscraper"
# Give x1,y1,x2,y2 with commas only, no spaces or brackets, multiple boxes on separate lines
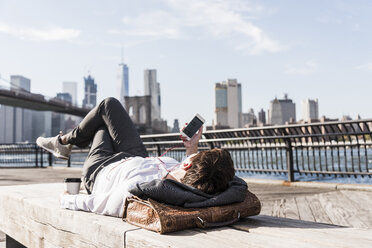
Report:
57,93,72,103
302,99,319,122
0,75,32,142
63,81,77,105
10,75,31,91
268,94,296,125
241,108,256,127
118,63,129,106
82,75,97,108
214,79,242,128
258,108,266,124
144,69,161,121
172,119,180,133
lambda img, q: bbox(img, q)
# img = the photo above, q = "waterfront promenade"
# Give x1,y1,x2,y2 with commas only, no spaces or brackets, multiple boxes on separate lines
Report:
1,167,371,247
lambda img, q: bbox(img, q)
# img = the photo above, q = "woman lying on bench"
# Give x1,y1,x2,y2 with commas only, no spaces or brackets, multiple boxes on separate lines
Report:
36,97,237,217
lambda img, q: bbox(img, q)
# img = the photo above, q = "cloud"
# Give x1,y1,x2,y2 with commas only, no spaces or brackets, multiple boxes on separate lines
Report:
108,11,182,40
0,23,80,41
355,62,372,71
109,0,284,55
317,16,343,25
285,60,318,75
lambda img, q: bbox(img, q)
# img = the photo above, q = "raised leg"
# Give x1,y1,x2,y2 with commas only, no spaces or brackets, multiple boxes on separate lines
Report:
64,97,148,157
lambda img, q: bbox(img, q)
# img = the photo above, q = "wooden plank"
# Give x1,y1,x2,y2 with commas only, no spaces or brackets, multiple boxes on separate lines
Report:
259,200,274,216
318,191,368,228
295,196,316,222
305,195,332,224
340,190,372,228
126,224,333,248
2,183,372,248
0,184,139,248
231,216,372,248
282,197,299,220
340,190,372,212
272,199,286,218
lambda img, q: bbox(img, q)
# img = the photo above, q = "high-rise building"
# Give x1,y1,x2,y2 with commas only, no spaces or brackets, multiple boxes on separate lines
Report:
10,75,31,91
268,94,296,125
302,99,319,122
172,119,180,133
82,75,97,108
241,108,256,127
57,93,72,103
31,111,52,141
0,105,14,143
144,69,161,121
118,63,129,106
0,75,32,142
258,108,266,124
63,82,78,105
214,79,242,128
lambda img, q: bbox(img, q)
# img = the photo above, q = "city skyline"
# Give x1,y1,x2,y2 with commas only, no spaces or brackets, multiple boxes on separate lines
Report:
0,0,372,126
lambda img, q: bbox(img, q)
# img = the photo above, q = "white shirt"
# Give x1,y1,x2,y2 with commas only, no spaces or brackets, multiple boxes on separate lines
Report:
60,156,183,217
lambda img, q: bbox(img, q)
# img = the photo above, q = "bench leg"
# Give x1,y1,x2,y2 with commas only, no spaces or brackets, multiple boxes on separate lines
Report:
5,235,26,248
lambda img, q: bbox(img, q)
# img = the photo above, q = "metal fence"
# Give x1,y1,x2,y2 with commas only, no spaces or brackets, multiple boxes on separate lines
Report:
141,119,372,181
0,143,46,167
1,119,372,182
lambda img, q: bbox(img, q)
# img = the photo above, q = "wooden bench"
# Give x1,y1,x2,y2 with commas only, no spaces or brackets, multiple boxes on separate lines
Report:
1,183,372,248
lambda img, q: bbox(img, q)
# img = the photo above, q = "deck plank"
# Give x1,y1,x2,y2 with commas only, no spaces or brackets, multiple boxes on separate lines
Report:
260,200,274,216
304,195,332,224
230,216,372,248
318,191,368,228
282,197,299,219
339,190,372,227
295,196,316,222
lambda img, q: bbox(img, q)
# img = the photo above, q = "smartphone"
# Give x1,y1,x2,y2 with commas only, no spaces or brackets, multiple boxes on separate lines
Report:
180,114,205,140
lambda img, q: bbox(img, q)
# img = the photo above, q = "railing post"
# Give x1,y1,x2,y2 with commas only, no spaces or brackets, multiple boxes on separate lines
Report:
285,139,295,182
40,148,44,167
35,145,39,168
157,145,161,156
48,153,52,167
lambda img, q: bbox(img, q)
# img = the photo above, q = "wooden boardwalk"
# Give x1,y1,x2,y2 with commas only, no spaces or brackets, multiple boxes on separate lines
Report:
1,167,372,247
1,183,372,248
260,190,372,228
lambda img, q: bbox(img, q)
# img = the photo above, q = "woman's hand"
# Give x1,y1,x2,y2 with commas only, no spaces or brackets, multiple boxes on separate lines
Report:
180,125,203,156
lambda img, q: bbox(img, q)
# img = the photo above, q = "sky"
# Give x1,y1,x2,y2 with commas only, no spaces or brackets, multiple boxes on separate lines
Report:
0,0,371,127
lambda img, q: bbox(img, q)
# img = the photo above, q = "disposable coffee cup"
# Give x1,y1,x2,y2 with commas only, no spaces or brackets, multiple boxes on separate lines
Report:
64,178,82,194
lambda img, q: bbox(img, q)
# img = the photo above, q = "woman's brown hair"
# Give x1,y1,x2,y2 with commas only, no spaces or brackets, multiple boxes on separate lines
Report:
181,148,235,194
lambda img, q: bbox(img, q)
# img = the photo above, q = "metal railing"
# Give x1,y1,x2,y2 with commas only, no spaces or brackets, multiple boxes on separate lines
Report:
0,143,46,167
1,119,371,182
141,119,372,181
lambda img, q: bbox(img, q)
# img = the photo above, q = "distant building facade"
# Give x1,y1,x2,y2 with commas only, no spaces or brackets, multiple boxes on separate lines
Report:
124,95,168,134
258,108,266,124
82,75,97,108
214,79,242,128
123,69,168,134
118,63,129,106
144,69,161,121
172,119,180,133
302,99,319,122
0,75,32,143
63,81,78,105
52,93,74,135
56,93,72,103
31,111,52,141
268,94,296,125
241,108,257,127
10,75,30,91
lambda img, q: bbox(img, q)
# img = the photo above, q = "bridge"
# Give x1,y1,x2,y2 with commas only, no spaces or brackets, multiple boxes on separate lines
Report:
0,87,90,117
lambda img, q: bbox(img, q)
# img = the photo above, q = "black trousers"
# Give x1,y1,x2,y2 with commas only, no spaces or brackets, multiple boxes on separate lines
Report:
65,97,148,193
